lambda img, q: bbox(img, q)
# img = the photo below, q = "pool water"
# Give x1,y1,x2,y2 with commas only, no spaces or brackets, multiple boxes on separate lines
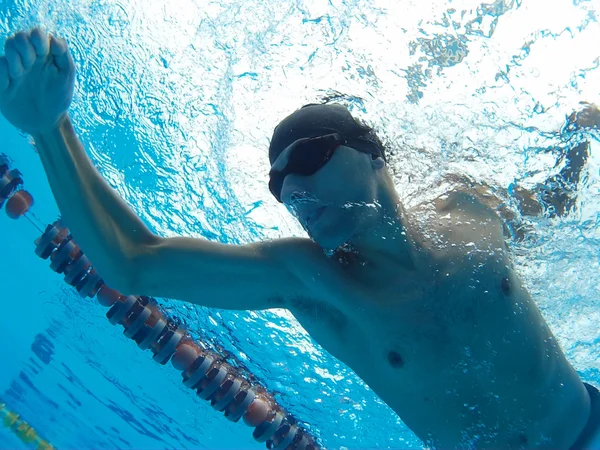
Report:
0,0,599,448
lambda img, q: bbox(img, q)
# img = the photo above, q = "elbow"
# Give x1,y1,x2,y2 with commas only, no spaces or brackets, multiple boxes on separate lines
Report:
99,252,138,296
98,238,154,296
111,235,161,296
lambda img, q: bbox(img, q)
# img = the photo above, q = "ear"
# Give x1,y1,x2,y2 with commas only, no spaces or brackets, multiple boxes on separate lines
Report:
372,156,386,170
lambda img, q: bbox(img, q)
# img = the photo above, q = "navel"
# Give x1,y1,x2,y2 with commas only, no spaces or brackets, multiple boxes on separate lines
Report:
387,351,404,368
501,276,511,296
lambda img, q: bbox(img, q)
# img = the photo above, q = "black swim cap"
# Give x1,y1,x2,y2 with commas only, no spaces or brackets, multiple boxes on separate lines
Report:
268,103,386,165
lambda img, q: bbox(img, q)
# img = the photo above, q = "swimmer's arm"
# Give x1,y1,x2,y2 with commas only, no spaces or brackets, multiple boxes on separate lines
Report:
34,115,152,292
34,116,309,310
127,236,312,311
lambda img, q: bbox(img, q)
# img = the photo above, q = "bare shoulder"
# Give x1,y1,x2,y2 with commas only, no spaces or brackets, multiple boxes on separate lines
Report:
408,189,508,266
267,238,358,357
261,237,345,301
270,237,357,304
263,236,332,276
268,236,325,257
434,189,501,218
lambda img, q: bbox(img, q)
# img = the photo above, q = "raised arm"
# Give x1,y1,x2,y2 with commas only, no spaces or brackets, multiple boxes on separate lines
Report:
0,28,309,310
128,236,313,310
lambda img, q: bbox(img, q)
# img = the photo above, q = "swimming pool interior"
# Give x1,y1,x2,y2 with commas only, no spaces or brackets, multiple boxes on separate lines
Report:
0,0,599,448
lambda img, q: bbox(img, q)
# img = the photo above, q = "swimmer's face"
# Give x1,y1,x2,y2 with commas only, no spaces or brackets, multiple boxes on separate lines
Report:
276,145,385,250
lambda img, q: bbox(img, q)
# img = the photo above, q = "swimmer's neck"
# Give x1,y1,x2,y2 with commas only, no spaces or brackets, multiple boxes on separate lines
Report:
343,188,414,273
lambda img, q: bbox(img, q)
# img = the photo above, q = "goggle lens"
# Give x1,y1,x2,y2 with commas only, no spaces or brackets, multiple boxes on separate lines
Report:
269,133,344,202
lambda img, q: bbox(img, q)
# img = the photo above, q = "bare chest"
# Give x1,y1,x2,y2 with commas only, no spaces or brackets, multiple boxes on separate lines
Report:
294,264,522,389
335,265,519,382
292,263,582,448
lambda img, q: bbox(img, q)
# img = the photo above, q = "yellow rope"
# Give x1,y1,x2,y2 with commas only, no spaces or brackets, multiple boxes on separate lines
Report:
0,403,55,449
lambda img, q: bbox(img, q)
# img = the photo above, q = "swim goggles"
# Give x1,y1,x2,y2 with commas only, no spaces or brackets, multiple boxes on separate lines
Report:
268,133,346,203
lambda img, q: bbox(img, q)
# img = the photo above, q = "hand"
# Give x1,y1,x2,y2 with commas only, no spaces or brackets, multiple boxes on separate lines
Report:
567,102,600,131
0,28,75,136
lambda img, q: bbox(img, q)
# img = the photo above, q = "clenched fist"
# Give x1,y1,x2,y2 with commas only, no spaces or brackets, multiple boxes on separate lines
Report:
0,27,75,135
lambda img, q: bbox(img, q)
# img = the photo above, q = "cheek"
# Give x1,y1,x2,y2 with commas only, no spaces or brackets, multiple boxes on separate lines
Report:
316,166,374,204
280,174,313,200
313,163,349,195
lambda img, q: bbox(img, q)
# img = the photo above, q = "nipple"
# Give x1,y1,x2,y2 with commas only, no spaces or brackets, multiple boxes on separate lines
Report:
387,351,404,368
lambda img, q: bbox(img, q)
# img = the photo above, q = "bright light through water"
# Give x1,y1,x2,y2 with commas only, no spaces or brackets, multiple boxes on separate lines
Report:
0,0,599,448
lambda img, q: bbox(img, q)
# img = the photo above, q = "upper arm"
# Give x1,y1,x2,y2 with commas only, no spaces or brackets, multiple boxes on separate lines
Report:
124,236,314,311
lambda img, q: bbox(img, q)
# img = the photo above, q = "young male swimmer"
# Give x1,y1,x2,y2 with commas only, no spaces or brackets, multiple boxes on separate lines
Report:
1,28,599,449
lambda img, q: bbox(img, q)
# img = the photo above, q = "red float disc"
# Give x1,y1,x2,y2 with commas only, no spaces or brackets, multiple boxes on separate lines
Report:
6,190,33,219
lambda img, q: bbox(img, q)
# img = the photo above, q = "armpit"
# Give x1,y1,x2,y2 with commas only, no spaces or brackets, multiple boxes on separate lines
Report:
289,297,349,331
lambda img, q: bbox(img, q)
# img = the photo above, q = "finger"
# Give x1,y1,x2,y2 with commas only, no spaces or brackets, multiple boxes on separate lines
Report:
11,31,36,70
49,35,73,73
0,56,9,91
49,34,67,56
29,27,49,59
4,38,24,80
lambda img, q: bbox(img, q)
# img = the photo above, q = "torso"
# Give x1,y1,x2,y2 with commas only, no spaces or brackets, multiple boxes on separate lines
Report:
288,192,590,449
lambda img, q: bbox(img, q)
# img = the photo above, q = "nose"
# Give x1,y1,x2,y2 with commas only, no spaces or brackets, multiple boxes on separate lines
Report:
279,174,313,205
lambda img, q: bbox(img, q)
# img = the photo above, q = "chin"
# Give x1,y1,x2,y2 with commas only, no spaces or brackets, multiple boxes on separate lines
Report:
310,228,351,253
307,209,356,250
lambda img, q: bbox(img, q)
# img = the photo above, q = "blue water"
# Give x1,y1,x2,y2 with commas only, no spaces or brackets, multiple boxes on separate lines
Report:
0,0,599,448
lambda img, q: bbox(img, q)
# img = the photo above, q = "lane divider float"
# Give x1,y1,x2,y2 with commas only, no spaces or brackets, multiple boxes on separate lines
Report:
0,153,320,450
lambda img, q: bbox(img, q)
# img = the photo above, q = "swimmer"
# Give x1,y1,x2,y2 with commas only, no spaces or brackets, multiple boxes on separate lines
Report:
0,28,598,449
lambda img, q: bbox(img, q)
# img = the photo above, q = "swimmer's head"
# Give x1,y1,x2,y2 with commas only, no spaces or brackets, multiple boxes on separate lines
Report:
268,103,392,250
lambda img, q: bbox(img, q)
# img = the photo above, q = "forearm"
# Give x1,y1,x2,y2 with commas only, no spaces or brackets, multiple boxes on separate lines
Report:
33,114,153,291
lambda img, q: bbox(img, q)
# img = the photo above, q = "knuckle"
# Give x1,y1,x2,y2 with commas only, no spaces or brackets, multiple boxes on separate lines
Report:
29,28,42,40
7,34,30,55
4,36,16,49
13,32,27,45
4,43,19,60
